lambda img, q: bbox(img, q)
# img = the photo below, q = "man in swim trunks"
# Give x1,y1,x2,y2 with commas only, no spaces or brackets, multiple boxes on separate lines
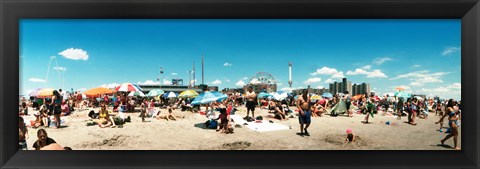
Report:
245,86,257,119
296,90,311,136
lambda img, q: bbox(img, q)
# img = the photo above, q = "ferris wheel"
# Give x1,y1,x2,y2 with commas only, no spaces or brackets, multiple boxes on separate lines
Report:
250,72,276,85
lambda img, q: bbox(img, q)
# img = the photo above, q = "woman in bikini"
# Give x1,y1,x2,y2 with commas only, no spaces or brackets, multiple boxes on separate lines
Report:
440,100,460,150
96,104,114,128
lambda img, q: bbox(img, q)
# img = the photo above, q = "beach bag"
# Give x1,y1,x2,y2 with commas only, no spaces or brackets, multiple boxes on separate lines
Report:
244,116,254,122
205,119,217,129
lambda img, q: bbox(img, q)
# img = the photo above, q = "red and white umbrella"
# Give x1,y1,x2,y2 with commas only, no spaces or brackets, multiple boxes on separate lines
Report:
115,83,142,92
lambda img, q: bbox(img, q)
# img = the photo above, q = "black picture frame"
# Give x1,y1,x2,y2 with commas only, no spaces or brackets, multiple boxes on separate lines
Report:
1,0,479,168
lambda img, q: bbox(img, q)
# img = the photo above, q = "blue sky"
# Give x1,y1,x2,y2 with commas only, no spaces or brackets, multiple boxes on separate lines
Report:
20,19,461,100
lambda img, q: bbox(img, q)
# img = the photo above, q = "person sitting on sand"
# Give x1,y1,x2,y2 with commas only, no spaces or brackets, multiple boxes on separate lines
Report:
155,110,177,121
268,100,287,120
96,104,115,128
61,101,70,116
19,117,29,150
32,129,56,150
345,129,356,142
313,101,327,117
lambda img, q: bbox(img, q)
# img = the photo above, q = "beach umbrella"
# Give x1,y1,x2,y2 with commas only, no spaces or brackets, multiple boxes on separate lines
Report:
128,91,146,97
191,91,228,105
394,91,411,99
395,87,405,91
29,88,43,97
37,88,55,98
147,89,165,97
115,83,142,92
273,91,288,101
163,91,178,98
337,93,345,97
311,95,323,101
352,94,363,101
257,92,273,99
83,87,115,98
178,90,199,98
321,92,333,98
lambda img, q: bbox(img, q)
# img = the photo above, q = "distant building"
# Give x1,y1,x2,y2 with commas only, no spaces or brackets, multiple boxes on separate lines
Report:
329,78,353,94
352,83,371,96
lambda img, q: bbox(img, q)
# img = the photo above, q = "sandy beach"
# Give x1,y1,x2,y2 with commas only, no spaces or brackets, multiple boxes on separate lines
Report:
21,106,461,150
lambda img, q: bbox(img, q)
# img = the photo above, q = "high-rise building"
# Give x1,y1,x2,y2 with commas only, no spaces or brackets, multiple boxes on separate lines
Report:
329,78,353,94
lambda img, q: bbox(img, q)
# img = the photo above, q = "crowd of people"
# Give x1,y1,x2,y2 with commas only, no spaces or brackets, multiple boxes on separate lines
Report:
19,86,462,150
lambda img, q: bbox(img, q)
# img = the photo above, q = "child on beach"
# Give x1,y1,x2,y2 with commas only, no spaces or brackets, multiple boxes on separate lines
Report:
362,98,375,124
32,129,56,150
345,129,355,142
19,117,29,150
215,108,233,134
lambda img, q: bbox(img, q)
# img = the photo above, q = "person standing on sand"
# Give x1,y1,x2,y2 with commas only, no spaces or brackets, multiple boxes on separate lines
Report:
19,117,29,150
440,100,460,150
245,86,257,119
296,90,311,136
396,97,404,120
51,90,63,129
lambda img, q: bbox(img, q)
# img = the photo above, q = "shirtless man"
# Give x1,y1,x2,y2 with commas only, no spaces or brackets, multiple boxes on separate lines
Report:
245,86,257,119
296,90,311,136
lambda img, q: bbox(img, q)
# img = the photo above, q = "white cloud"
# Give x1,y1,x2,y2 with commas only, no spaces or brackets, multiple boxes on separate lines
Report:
410,82,424,87
163,79,172,85
171,73,178,76
29,78,46,83
316,86,325,89
138,80,161,85
100,83,119,89
324,78,335,84
243,77,248,80
390,70,448,86
211,79,222,85
373,57,393,65
226,79,231,83
78,88,87,92
250,78,261,84
412,64,421,68
281,87,295,93
235,80,246,87
310,66,344,79
303,77,322,85
442,46,460,56
58,48,89,60
346,68,388,78
224,63,232,67
361,65,372,70
53,67,67,71
277,83,283,86
448,83,461,90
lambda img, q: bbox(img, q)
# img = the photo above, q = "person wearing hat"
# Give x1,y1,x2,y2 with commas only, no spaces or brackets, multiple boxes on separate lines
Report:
345,129,356,142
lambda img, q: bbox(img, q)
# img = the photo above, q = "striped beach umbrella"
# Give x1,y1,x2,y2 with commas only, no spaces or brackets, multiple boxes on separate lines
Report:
128,91,146,97
162,91,178,98
29,88,43,97
115,83,142,92
178,90,199,98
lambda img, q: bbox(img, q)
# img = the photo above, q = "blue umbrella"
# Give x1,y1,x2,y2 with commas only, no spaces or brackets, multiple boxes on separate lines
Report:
321,92,333,98
394,91,411,99
162,91,178,98
257,92,273,99
191,91,228,105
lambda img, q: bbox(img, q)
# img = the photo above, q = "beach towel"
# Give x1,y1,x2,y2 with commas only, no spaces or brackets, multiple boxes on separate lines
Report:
229,115,289,132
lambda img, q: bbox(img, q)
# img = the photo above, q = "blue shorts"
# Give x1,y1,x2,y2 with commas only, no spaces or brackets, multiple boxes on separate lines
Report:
299,110,311,124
